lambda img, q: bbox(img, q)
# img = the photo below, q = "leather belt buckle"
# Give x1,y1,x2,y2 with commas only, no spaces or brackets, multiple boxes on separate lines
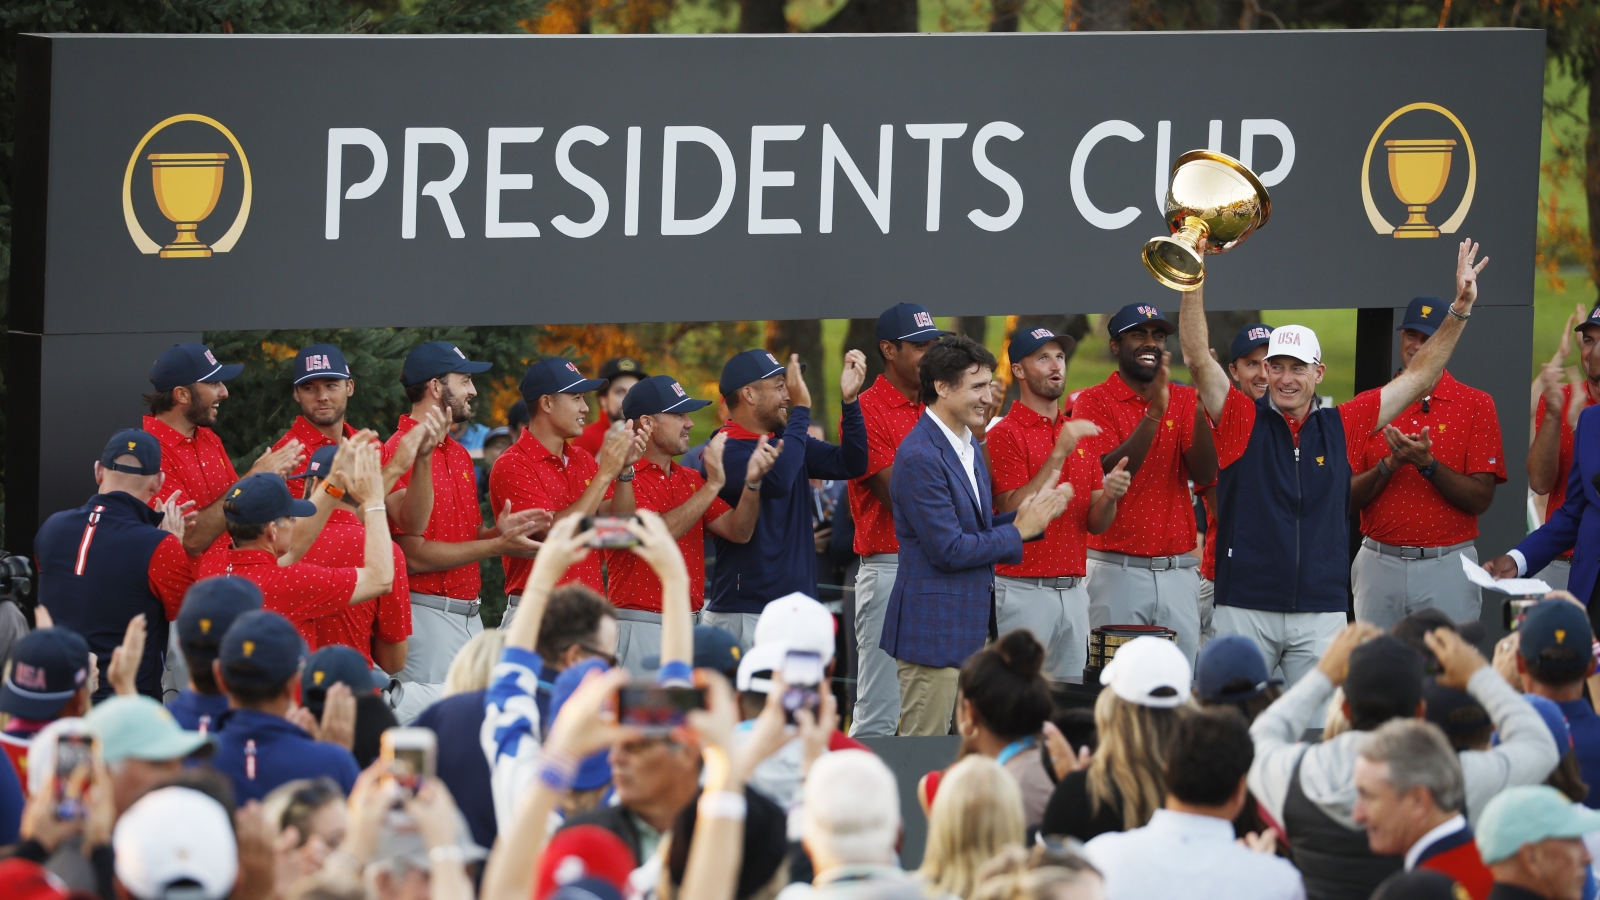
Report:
1400,546,1424,561
1150,556,1175,571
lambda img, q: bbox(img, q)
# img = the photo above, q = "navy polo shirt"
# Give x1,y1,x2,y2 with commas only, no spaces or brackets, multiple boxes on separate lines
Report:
212,709,359,803
167,690,232,735
1558,698,1600,809
413,689,496,850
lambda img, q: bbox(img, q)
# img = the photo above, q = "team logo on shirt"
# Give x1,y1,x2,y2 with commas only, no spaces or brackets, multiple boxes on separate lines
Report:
1316,456,1325,465
123,115,253,258
1361,103,1476,239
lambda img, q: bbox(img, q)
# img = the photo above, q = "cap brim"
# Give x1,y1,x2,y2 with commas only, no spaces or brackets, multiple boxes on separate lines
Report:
1117,318,1175,335
893,326,945,342
1397,323,1439,336
557,377,608,394
288,498,319,517
452,361,494,375
125,729,213,763
627,397,713,420
1577,321,1600,334
0,684,75,720
293,372,352,386
206,363,245,383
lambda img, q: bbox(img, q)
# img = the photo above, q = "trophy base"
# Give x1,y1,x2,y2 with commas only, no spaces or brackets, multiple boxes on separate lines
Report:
1142,235,1205,291
1391,225,1441,239
159,244,213,258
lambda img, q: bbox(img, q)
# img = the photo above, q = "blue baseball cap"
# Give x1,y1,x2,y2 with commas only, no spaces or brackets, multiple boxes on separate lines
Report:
1500,694,1574,754
643,625,743,679
622,375,712,420
520,358,607,406
294,344,351,386
222,473,318,524
1194,634,1281,703
102,429,161,476
1107,303,1175,337
1476,785,1600,864
1518,599,1594,676
177,577,264,657
549,659,614,791
150,342,244,392
719,349,789,397
301,646,387,716
1229,324,1274,363
1398,297,1448,337
400,341,492,387
876,303,943,343
218,610,306,691
0,628,90,719
1009,326,1075,363
290,445,339,485
1577,307,1600,334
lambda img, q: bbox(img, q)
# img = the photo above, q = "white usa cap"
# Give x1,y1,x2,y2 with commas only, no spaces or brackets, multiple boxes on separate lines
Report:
754,592,835,665
1264,324,1321,366
113,786,238,900
1100,636,1192,708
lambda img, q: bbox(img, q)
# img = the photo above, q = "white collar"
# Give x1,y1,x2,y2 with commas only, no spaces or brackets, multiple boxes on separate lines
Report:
1146,808,1238,840
1405,814,1467,871
925,408,972,455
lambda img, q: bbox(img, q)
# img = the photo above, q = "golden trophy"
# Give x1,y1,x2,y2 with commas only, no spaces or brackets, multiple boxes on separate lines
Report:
1142,150,1272,292
1384,139,1456,238
148,152,230,258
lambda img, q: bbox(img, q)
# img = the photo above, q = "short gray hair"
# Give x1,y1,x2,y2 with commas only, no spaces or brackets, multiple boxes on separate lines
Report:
1359,719,1465,814
801,750,901,865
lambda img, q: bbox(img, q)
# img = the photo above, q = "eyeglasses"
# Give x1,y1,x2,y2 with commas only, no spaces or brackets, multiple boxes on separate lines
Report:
577,644,619,668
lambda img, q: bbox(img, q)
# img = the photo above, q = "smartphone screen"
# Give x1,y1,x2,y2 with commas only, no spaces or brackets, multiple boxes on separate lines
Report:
781,651,823,723
617,685,705,736
381,728,437,800
55,733,94,820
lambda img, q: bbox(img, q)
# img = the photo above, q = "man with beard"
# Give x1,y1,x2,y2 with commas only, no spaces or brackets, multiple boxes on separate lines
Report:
385,341,548,720
601,375,780,671
572,356,648,456
1072,305,1218,665
987,326,1132,681
1525,306,1600,590
489,357,648,625
702,348,869,645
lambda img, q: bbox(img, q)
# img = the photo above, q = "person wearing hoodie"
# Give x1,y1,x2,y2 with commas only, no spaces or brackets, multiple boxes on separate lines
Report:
1248,624,1558,900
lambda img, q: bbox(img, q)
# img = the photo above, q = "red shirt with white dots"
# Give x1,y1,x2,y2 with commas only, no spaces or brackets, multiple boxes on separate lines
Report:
1209,385,1380,467
604,458,732,612
987,402,1104,577
848,376,924,556
1535,383,1598,555
1200,487,1218,581
1072,373,1199,557
145,415,239,566
303,508,412,664
384,415,483,601
198,548,358,650
271,417,362,478
1352,370,1506,546
488,430,605,596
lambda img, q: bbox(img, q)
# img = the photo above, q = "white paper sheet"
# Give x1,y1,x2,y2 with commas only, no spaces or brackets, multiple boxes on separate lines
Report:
1461,554,1552,596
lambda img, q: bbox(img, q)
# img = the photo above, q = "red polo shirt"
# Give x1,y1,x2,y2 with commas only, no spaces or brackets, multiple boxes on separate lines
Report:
147,535,197,618
1352,371,1506,546
987,403,1103,577
848,376,923,556
303,508,412,664
145,415,239,563
272,417,361,478
197,548,358,650
488,430,605,595
384,415,483,601
571,409,611,457
1536,382,1599,546
1211,384,1383,469
605,458,732,612
1200,487,1218,581
1072,373,1199,557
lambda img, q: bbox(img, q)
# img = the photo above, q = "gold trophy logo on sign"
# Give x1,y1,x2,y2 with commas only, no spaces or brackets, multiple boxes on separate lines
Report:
1361,103,1476,239
1141,150,1271,292
123,114,253,258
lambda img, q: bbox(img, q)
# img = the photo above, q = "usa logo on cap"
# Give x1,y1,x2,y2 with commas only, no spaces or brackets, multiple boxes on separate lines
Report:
914,311,935,328
671,381,687,398
766,352,780,366
1030,328,1053,340
453,346,466,359
1247,326,1270,340
565,362,580,374
205,350,218,365
1137,305,1160,318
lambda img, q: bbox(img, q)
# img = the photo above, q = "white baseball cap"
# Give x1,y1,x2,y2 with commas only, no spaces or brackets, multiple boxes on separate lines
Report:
736,641,789,693
753,592,835,665
113,786,237,900
1263,324,1321,366
1099,636,1192,708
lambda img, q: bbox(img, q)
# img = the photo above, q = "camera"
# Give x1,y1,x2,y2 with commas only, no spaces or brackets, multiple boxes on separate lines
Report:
0,554,35,606
616,682,706,736
579,515,640,549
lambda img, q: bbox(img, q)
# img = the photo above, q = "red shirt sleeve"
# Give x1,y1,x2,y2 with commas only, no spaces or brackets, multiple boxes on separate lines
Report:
147,535,196,621
1211,388,1257,470
986,423,1033,495
860,402,901,480
1071,390,1121,443
702,493,734,525
1339,389,1384,471
1463,393,1508,482
375,544,412,643
268,564,360,624
489,452,548,518
1174,388,1198,453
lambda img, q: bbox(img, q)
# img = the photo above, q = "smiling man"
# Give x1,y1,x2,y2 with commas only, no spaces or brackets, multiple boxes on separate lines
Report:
1524,306,1600,591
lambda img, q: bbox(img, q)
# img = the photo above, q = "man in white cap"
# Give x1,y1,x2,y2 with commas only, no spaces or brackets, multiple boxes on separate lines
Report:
112,786,238,900
1178,239,1489,685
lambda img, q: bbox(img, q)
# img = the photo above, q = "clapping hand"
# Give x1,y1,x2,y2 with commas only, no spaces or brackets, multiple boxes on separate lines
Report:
106,613,147,697
492,501,548,559
249,439,306,480
840,349,868,404
1014,482,1070,540
156,494,196,540
744,435,782,487
1383,425,1434,469
786,354,813,410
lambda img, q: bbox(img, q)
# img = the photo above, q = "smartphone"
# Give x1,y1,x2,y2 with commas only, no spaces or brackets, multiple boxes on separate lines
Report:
54,727,96,820
579,515,640,549
1504,598,1540,632
781,650,823,725
616,683,706,736
380,727,437,800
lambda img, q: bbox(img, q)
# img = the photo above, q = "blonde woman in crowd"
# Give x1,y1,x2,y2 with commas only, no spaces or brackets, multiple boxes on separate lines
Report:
920,756,1026,899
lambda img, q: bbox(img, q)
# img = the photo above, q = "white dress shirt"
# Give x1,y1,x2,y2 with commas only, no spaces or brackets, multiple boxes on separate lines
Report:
1405,814,1468,871
925,409,980,503
1085,808,1306,900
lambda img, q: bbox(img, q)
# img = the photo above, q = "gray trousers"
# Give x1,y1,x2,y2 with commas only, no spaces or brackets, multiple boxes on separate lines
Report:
395,594,483,724
850,556,901,738
1085,554,1202,666
1535,558,1572,593
162,628,188,703
1198,578,1218,646
994,576,1089,681
1351,541,1480,630
1214,605,1344,688
700,610,761,649
614,613,664,676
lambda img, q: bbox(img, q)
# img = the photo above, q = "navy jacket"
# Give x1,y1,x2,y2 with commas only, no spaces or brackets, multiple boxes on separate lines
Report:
212,708,360,803
414,689,497,849
167,689,231,735
1517,404,1600,603
880,413,1022,669
707,403,868,614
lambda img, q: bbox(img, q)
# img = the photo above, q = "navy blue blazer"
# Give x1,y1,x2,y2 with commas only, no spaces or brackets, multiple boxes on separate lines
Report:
880,412,1023,669
1518,403,1600,602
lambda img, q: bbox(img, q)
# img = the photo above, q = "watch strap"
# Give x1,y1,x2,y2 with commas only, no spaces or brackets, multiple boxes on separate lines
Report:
323,482,346,500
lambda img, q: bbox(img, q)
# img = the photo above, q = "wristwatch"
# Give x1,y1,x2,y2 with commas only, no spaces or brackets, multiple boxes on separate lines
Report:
1376,458,1394,477
1418,460,1439,480
323,481,346,500
616,470,634,483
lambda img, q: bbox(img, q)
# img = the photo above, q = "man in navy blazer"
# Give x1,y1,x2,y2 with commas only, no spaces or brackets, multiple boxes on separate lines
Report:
880,335,1069,735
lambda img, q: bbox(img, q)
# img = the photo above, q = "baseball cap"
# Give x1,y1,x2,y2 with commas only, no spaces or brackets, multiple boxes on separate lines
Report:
736,641,788,693
0,859,73,900
1194,634,1281,703
85,696,210,764
1576,306,1600,334
1398,297,1449,337
289,445,338,485
1506,694,1575,754
1099,636,1190,708
598,357,649,383
1344,636,1426,725
0,628,90,719
1476,785,1600,864
1009,326,1075,363
302,645,388,715
643,625,742,678
1518,599,1594,676
1229,324,1273,363
400,341,492,387
101,429,161,476
753,592,835,664
1422,681,1490,738
1107,303,1174,337
535,825,636,900
622,375,712,421
876,303,943,343
217,610,306,692
719,349,789,397
177,577,264,659
1370,870,1468,900
293,343,351,386
521,358,607,406
548,659,613,791
113,786,238,900
150,342,243,392
1264,324,1321,365
222,473,317,524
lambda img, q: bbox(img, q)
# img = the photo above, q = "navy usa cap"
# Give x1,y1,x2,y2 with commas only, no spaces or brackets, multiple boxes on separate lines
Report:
1577,306,1600,334
622,375,712,420
1519,599,1594,676
223,473,318,524
150,342,244,392
1398,297,1448,337
720,349,789,396
400,341,492,387
876,303,943,343
1107,303,1175,336
218,610,306,691
1230,324,1274,363
0,628,90,719
177,577,264,657
301,645,387,715
289,445,339,485
102,429,162,476
294,344,351,386
1009,326,1075,363
521,358,607,405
